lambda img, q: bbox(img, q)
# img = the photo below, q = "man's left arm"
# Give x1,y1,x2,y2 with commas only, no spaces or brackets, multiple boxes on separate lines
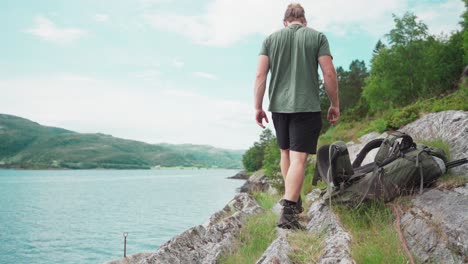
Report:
254,55,269,128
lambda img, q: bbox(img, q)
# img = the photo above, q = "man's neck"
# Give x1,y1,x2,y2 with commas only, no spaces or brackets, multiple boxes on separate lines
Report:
286,21,304,26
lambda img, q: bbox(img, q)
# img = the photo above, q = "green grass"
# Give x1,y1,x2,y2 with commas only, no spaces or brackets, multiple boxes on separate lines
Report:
418,138,451,160
218,211,277,264
288,230,324,263
333,201,408,264
437,173,468,189
318,84,468,145
252,192,281,210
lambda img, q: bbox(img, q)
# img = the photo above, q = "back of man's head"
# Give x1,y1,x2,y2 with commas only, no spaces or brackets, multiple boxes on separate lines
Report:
283,3,306,24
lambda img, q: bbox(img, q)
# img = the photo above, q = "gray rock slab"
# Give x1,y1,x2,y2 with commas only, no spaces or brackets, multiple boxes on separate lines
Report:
307,195,355,264
256,228,292,264
400,185,468,263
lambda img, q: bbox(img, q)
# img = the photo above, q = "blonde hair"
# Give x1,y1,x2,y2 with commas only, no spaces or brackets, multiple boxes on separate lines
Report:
283,3,307,24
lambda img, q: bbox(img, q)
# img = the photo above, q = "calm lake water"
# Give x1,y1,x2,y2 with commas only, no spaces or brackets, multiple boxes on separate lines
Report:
0,169,244,264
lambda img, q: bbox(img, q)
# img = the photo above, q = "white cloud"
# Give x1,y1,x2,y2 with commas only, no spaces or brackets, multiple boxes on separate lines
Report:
25,15,87,44
0,75,259,149
94,14,110,22
193,71,219,80
143,0,462,46
171,57,185,68
131,69,162,80
411,1,464,36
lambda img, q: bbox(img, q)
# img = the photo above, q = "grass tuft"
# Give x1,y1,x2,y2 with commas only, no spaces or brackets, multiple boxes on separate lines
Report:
219,211,277,264
436,173,468,190
252,192,281,210
418,138,451,160
288,230,324,263
333,201,408,264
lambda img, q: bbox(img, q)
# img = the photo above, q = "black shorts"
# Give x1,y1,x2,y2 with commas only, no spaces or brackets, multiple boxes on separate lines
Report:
272,112,322,154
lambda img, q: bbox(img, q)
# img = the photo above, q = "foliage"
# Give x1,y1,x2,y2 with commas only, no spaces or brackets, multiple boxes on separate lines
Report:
242,145,264,172
262,138,281,178
0,114,243,169
462,0,468,64
325,84,468,142
242,128,275,172
320,60,368,132
337,60,369,112
363,12,464,112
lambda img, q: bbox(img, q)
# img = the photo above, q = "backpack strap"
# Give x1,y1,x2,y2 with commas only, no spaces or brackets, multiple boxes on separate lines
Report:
375,131,415,166
352,138,384,168
446,157,468,169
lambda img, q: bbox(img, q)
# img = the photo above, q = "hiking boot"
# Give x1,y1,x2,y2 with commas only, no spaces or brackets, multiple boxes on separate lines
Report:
296,195,304,213
276,199,306,230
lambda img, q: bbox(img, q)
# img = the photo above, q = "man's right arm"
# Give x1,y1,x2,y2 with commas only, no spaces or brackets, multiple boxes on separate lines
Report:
318,55,339,125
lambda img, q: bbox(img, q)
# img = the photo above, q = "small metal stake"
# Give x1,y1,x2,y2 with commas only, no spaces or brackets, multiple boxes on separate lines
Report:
123,232,128,258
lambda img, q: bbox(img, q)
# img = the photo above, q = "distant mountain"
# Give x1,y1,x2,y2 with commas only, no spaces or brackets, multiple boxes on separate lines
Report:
0,114,244,169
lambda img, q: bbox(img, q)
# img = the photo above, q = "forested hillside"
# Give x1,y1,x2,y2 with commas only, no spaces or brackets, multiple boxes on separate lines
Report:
0,114,243,169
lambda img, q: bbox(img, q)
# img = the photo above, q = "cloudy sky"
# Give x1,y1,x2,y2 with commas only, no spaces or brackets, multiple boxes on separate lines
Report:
0,0,464,149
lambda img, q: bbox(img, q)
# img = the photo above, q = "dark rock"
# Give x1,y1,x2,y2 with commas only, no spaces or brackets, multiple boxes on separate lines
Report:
227,170,248,180
239,170,270,193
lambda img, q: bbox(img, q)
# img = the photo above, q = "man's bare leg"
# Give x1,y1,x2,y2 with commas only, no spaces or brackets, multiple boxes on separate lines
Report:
283,150,308,202
280,149,290,182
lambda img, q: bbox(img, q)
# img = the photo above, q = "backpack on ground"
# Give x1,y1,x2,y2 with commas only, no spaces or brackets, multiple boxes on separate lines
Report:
313,131,468,206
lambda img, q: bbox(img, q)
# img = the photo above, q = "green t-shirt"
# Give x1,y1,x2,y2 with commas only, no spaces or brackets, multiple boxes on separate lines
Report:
259,24,332,113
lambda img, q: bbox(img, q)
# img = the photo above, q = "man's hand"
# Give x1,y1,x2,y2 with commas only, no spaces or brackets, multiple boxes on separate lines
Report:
327,106,340,125
255,109,269,128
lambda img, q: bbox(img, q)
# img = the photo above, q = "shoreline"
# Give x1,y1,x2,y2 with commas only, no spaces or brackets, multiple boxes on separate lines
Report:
0,166,242,171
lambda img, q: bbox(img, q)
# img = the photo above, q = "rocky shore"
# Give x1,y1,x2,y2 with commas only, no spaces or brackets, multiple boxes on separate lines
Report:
106,110,467,264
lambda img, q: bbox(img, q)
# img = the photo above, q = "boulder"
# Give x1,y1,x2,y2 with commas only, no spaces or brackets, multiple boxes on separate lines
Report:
227,170,248,180
239,170,270,193
400,184,468,263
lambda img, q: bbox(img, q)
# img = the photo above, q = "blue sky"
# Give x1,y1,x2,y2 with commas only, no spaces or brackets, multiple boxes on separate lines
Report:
0,0,464,149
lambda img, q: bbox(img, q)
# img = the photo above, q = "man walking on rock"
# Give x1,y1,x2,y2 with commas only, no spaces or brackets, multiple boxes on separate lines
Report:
254,3,339,230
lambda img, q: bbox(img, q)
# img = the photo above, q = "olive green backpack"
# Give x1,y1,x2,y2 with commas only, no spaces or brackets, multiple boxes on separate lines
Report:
313,131,467,206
